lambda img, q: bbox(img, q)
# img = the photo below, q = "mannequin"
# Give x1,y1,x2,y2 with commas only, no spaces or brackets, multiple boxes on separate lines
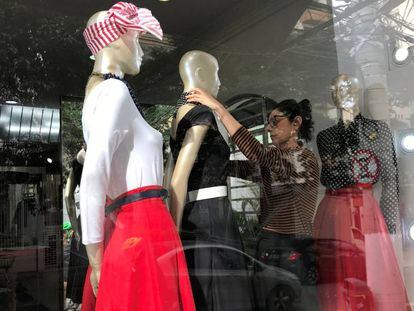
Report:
64,147,88,306
168,50,254,310
314,74,409,310
169,50,221,229
64,148,85,242
80,3,194,310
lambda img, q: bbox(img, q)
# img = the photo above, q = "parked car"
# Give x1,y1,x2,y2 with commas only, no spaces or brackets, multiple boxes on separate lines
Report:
160,242,302,311
256,238,318,286
313,238,365,284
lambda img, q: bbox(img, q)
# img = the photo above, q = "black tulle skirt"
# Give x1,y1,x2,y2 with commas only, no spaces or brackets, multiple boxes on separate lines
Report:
66,218,88,304
181,196,255,311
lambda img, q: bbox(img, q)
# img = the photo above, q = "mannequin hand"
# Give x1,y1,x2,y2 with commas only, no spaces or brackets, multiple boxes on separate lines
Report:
74,231,81,251
86,242,103,296
90,266,101,297
186,88,223,111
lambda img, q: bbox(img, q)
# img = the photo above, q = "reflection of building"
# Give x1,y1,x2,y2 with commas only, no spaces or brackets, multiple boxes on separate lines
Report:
0,103,62,310
391,105,412,125
11,185,44,246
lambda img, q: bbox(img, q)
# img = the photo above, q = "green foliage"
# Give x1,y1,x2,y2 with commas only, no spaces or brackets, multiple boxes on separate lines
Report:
0,0,88,104
60,101,176,179
143,104,176,141
234,211,260,256
61,101,83,180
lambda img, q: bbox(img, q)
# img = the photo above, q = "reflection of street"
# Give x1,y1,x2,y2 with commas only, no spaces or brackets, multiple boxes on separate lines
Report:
159,242,303,310
63,228,82,311
0,166,62,309
300,285,319,311
0,246,47,310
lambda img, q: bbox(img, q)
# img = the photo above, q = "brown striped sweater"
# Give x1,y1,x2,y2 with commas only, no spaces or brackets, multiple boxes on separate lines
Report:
232,126,320,236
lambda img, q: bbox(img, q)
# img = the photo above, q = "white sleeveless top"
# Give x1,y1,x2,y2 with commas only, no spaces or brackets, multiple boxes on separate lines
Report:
80,79,163,245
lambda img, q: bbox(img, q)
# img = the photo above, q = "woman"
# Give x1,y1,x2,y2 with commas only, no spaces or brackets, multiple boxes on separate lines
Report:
80,3,195,310
186,90,320,300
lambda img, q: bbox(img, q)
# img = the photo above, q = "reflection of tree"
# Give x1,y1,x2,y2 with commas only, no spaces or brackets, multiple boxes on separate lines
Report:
0,0,88,104
62,102,83,179
234,186,261,256
61,99,176,176
144,105,176,140
0,141,60,171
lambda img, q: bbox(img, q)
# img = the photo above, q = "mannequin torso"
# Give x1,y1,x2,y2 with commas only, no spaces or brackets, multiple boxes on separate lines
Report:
317,74,399,232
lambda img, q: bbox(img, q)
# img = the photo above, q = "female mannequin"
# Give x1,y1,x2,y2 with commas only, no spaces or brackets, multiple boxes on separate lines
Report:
169,50,222,229
80,3,194,310
168,50,254,310
314,74,409,310
64,147,88,307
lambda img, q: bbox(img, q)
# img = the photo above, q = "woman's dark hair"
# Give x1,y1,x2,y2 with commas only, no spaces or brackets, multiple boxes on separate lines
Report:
269,98,314,142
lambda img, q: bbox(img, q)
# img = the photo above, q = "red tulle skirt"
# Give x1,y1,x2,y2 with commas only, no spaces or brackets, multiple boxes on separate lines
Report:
81,185,195,311
313,185,410,311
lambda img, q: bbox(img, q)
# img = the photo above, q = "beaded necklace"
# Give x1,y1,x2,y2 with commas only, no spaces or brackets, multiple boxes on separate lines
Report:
176,92,200,107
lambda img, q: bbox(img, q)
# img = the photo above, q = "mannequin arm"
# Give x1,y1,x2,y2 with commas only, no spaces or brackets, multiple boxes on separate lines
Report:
379,123,399,234
169,125,208,230
80,80,133,294
86,242,104,296
163,149,175,210
64,169,80,241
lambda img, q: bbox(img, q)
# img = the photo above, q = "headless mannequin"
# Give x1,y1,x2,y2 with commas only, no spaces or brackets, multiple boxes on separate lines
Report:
169,50,221,230
64,148,86,243
330,74,362,125
83,11,144,296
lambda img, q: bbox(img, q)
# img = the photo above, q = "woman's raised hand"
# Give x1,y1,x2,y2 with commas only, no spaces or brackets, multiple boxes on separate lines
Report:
186,88,223,111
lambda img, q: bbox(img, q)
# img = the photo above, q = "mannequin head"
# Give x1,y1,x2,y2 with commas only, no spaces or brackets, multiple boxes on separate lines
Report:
87,11,144,77
179,51,220,97
330,74,361,111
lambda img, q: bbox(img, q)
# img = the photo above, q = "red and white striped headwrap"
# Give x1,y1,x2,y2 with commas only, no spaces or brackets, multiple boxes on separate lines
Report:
83,2,163,55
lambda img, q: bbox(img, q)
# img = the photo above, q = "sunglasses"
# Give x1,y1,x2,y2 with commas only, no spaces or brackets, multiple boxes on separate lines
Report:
266,114,288,128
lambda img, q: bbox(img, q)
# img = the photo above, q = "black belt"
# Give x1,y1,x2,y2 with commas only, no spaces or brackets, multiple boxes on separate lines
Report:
105,188,168,216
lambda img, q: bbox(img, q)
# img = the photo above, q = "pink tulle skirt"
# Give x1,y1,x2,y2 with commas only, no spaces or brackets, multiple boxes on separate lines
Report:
313,185,410,311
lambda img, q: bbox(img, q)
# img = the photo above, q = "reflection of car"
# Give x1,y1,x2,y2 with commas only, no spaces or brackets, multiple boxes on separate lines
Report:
161,243,302,311
253,258,302,311
309,238,375,310
257,239,318,286
314,238,365,284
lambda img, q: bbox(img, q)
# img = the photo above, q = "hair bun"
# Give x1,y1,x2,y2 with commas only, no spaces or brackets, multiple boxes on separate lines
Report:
298,99,311,114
